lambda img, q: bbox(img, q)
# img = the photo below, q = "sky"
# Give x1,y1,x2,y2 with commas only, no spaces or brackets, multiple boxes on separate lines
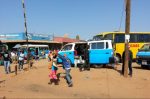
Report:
0,0,150,40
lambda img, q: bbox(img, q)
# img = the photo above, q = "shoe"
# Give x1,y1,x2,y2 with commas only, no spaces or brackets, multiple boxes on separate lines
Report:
54,79,59,85
129,74,132,77
48,79,53,85
68,83,73,87
113,66,117,70
70,76,72,79
48,82,52,85
79,68,82,72
87,68,90,71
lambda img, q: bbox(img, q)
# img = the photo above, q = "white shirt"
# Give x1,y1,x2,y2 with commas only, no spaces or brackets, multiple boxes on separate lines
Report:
19,53,25,61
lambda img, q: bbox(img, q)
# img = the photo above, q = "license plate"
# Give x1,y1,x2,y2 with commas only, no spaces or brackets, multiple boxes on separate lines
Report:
142,61,147,65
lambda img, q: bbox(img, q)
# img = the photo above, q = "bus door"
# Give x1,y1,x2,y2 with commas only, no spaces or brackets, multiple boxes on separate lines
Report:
58,44,74,64
89,41,112,64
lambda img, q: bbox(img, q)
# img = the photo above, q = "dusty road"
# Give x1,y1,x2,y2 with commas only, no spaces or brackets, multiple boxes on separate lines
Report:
0,59,150,98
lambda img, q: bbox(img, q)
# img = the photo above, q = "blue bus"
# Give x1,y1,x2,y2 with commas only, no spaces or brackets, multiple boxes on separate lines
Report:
58,40,114,67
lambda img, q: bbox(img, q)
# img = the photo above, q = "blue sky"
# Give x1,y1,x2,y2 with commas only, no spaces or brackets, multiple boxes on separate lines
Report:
0,0,150,40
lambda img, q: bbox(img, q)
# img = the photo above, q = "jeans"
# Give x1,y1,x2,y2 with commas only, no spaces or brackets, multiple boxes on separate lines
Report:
4,61,10,74
18,60,24,70
65,69,72,84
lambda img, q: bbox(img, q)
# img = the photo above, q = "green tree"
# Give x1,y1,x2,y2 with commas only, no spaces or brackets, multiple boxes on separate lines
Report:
76,35,80,40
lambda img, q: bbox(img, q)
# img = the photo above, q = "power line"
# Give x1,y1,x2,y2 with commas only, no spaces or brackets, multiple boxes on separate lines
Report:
118,0,126,31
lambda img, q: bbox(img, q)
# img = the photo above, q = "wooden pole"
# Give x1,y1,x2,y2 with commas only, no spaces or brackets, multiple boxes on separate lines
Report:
15,65,17,75
22,0,29,64
22,0,30,70
124,0,131,77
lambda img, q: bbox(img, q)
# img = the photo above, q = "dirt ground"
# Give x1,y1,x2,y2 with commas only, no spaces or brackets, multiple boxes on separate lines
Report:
0,59,150,98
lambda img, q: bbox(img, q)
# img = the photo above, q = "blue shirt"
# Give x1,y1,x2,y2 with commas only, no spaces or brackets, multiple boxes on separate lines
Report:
58,54,71,69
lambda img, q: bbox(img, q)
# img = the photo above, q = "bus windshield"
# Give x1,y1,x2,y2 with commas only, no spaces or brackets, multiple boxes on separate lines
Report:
21,44,49,58
93,35,103,40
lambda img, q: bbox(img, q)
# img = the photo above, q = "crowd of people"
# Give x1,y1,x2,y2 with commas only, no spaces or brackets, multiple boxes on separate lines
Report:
0,45,133,88
0,47,33,74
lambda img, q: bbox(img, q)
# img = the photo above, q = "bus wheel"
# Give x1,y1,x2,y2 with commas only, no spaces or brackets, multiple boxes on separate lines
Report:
103,64,106,68
92,64,102,68
148,66,150,70
71,64,74,67
141,65,147,69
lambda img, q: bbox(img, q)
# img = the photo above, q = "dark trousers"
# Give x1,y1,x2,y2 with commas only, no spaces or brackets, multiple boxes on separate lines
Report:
18,60,24,70
122,61,132,75
79,60,90,71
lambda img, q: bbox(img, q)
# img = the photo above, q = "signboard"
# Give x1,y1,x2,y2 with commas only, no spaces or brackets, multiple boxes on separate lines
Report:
125,34,130,42
0,33,25,40
0,33,53,41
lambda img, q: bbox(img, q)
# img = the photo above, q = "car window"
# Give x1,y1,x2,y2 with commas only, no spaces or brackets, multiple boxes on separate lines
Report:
140,44,150,51
91,42,104,49
62,44,72,51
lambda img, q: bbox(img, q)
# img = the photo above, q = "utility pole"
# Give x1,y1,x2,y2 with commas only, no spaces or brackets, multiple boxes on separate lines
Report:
22,0,29,63
22,0,28,46
124,0,131,77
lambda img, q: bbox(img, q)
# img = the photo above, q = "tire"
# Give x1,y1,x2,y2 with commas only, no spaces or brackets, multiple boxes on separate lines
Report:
92,64,98,68
141,65,147,69
71,64,74,67
92,64,103,68
103,64,106,68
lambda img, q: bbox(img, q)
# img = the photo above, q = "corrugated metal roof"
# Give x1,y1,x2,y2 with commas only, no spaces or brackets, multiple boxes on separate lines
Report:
54,37,79,43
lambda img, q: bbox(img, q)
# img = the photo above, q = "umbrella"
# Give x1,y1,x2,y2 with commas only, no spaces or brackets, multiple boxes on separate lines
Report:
13,44,22,48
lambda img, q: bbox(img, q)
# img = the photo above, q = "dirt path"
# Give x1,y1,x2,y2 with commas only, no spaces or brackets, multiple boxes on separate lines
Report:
0,59,150,98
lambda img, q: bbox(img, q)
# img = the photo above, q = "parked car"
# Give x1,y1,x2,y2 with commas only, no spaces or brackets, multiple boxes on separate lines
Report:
136,44,150,69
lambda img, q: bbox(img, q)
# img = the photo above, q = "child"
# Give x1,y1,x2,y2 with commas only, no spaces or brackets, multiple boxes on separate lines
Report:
48,51,59,85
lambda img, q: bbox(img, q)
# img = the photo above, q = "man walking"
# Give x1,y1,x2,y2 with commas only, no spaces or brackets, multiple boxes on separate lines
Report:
3,48,11,74
79,45,90,71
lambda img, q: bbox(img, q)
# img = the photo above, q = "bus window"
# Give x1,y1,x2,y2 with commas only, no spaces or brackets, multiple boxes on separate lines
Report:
62,45,72,51
93,35,103,40
97,42,104,49
91,43,96,49
126,34,150,43
138,34,150,42
130,34,138,42
91,42,104,49
21,44,49,58
104,34,113,40
114,34,125,43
